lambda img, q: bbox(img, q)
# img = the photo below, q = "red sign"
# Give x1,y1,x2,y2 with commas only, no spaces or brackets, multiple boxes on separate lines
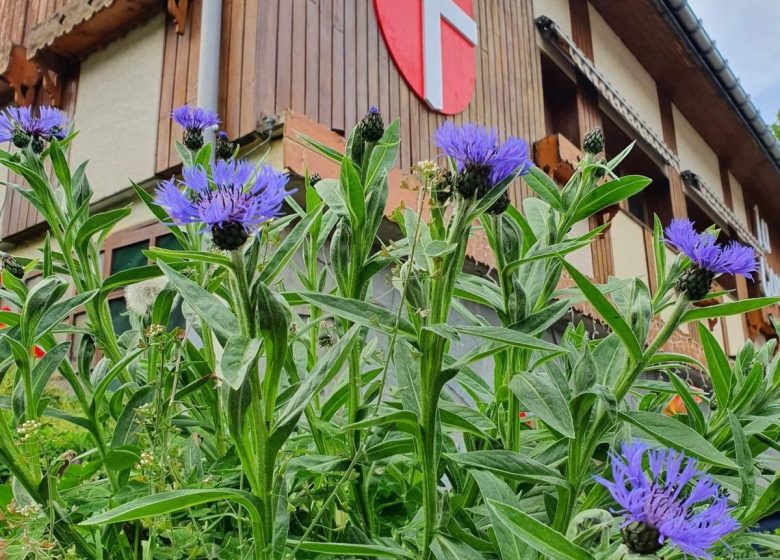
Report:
374,0,478,115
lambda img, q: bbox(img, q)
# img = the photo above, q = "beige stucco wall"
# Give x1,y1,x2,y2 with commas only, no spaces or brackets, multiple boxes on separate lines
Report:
69,14,165,203
588,5,664,140
532,0,572,37
672,104,723,200
611,211,649,283
728,172,749,227
565,219,594,278
723,295,747,355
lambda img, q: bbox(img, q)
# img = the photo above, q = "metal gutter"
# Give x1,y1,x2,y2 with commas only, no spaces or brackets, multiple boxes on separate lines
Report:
196,0,223,150
659,0,780,171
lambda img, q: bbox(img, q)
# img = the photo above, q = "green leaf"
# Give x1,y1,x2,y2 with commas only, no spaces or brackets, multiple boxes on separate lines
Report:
75,207,132,255
340,156,365,228
364,118,401,190
509,371,575,438
298,292,416,337
271,326,359,451
81,489,262,529
146,247,233,269
620,411,738,469
697,323,732,409
666,371,706,435
447,450,567,487
296,132,344,164
101,265,164,295
485,500,595,560
259,205,323,283
469,470,532,560
288,541,412,559
560,260,643,362
728,411,755,510
31,342,69,402
430,535,486,560
455,325,563,354
393,340,422,417
681,297,780,322
522,167,563,210
745,476,780,525
158,261,239,345
220,336,262,390
103,445,141,472
573,175,651,222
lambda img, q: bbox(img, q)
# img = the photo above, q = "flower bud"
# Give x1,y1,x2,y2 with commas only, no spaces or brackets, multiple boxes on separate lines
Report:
582,127,604,155
359,106,384,142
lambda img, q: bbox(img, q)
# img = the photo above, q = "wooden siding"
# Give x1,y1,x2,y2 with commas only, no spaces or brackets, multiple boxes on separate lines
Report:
250,0,545,201
156,0,259,172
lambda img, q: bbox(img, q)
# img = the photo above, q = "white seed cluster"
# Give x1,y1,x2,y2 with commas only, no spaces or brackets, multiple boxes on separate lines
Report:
16,420,41,442
136,450,155,469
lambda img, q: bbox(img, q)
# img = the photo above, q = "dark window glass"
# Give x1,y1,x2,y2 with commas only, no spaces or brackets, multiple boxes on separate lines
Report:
109,298,131,335
110,240,149,275
156,233,182,252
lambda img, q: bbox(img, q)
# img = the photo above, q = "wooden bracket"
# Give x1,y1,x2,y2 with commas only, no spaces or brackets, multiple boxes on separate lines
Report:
1,45,65,108
4,45,41,106
167,0,190,35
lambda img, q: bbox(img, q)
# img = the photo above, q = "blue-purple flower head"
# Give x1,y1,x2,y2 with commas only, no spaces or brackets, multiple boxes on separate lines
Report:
0,106,69,153
665,219,756,277
154,159,293,250
434,121,531,200
171,105,220,151
595,442,738,559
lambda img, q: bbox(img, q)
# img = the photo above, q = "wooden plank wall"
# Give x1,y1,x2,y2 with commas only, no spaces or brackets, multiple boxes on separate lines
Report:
252,0,545,200
156,0,259,172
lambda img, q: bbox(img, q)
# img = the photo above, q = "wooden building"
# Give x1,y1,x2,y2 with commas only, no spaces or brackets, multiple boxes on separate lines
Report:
0,0,778,360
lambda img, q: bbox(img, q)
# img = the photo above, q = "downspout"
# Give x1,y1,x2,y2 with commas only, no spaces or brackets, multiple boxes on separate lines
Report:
196,0,223,150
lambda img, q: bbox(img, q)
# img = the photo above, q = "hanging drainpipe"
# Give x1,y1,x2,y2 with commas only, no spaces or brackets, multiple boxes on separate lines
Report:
196,0,223,150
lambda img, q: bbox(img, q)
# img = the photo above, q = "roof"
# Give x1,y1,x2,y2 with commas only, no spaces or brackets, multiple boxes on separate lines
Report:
660,0,780,170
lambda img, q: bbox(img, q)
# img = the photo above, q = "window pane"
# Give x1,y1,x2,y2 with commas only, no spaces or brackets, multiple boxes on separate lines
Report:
110,240,149,275
156,233,182,252
109,298,131,335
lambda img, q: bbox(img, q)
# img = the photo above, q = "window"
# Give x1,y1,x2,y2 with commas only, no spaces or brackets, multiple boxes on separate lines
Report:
602,110,672,229
541,53,580,144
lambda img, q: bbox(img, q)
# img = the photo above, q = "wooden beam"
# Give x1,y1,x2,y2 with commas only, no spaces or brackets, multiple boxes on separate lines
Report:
658,86,688,219
718,157,734,210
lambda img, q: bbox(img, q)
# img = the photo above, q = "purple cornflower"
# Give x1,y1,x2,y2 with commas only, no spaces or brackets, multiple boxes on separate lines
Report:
595,442,739,559
433,121,531,199
665,219,756,299
171,105,220,151
665,219,755,277
0,106,69,153
154,159,292,250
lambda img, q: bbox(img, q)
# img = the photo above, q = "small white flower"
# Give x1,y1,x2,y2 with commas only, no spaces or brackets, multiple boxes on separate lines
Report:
125,277,168,316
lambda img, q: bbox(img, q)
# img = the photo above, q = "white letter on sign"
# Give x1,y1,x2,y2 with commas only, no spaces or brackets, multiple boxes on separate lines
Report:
422,0,478,111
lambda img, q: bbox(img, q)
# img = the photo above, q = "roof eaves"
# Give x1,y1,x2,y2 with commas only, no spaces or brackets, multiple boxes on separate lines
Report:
658,0,780,172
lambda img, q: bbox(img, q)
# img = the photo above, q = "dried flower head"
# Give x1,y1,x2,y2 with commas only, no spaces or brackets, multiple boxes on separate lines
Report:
126,277,168,316
434,121,531,199
665,219,756,300
154,159,293,251
595,441,739,559
0,106,69,153
171,105,220,151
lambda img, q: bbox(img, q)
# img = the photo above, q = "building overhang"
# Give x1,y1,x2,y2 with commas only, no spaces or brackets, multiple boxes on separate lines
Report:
589,0,780,213
25,0,163,72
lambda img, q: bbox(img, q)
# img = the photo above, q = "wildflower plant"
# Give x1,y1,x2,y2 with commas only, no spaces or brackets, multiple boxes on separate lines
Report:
0,102,776,560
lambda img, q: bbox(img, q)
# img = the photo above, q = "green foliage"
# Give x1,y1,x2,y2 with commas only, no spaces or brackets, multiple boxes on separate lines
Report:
0,110,776,560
